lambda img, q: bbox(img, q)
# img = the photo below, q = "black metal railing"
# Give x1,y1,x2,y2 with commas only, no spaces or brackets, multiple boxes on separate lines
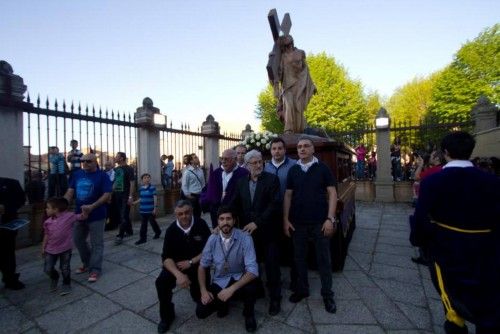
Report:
21,94,242,184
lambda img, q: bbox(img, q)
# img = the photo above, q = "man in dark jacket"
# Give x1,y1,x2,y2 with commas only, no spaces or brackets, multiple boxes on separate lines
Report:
231,149,282,315
413,131,500,334
0,177,26,290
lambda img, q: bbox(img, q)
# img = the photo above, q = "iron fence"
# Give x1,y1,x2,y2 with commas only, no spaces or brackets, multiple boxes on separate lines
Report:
329,117,474,154
21,94,242,183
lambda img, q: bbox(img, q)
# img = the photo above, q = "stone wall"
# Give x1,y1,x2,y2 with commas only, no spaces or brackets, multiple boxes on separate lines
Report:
472,127,500,158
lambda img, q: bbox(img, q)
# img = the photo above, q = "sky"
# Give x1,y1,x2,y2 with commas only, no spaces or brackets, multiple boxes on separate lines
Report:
1,0,498,133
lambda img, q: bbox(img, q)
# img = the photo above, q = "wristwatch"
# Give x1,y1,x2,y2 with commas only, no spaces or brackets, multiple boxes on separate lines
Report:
189,259,193,266
326,217,336,223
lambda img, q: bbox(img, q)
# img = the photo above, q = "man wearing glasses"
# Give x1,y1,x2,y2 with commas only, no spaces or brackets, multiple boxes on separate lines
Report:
64,153,112,283
201,149,248,228
231,150,282,315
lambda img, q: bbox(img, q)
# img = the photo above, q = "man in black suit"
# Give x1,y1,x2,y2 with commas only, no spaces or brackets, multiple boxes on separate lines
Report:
231,149,282,315
0,177,26,290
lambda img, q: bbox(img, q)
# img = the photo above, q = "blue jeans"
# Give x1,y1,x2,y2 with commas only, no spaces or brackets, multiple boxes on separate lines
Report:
356,161,365,179
44,249,72,285
292,224,333,298
73,219,105,274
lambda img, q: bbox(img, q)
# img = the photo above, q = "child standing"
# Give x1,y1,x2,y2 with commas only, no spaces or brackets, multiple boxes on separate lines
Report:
134,173,161,245
42,197,86,295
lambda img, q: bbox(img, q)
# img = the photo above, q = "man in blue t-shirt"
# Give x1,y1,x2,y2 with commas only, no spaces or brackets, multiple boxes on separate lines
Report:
64,153,112,283
283,136,338,314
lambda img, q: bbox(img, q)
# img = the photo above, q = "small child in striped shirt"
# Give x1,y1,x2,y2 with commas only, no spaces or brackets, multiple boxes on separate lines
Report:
133,173,162,245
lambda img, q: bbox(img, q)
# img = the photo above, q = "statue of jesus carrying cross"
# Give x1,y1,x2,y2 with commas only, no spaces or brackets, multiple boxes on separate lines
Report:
266,9,317,134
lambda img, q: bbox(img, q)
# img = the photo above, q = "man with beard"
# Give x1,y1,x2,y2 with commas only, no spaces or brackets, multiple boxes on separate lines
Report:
196,206,259,332
231,149,282,315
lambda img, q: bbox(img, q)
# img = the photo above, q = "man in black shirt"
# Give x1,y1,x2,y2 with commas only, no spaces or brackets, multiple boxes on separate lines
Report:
155,200,210,333
283,136,338,313
113,152,135,245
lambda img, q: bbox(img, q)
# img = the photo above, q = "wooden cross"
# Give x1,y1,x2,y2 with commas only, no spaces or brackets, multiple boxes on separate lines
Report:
266,8,292,95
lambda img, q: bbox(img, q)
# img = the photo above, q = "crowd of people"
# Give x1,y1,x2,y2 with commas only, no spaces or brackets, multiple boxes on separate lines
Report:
1,135,341,333
2,132,498,334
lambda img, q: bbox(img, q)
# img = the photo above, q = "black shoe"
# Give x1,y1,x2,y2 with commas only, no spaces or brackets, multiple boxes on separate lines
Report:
268,299,281,316
444,320,468,334
153,232,161,239
157,318,174,334
411,256,430,266
245,315,257,332
4,280,25,290
134,239,146,245
217,305,229,318
289,292,309,303
124,232,133,237
323,296,337,313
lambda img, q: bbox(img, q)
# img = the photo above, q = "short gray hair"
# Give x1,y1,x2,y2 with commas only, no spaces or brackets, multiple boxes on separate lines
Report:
175,199,193,209
244,149,262,164
297,135,314,146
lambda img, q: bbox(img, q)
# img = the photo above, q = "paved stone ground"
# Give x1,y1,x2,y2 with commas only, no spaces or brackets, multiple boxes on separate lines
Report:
1,202,456,333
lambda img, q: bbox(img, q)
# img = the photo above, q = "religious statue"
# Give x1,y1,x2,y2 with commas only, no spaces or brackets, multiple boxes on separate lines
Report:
267,9,316,134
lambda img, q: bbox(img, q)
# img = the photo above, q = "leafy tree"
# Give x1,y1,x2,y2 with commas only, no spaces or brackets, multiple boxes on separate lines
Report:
255,52,368,133
428,24,499,121
387,74,438,124
365,91,384,124
255,84,283,133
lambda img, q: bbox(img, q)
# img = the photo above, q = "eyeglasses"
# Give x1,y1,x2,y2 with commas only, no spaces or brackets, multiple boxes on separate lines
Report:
248,160,263,166
81,160,95,163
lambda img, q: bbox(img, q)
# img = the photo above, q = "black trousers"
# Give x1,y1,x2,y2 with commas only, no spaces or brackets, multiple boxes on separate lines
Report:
155,267,201,322
114,192,132,237
256,239,282,301
196,278,258,318
139,213,161,240
0,229,18,284
48,174,68,198
292,224,333,298
187,194,201,219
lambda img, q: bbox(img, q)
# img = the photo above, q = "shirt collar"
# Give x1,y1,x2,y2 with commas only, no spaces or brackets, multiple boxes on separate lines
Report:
219,230,235,242
442,160,474,169
297,156,318,172
272,157,286,168
176,217,194,234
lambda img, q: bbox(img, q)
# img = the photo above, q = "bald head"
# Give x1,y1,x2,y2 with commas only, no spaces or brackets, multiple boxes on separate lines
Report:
81,153,98,172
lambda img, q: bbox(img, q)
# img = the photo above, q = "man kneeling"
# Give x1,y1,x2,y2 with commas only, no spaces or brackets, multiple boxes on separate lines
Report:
155,200,211,333
196,206,259,333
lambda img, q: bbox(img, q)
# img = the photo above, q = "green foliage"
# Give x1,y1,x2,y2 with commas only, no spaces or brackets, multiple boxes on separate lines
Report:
254,85,283,133
387,75,438,123
365,91,384,124
255,52,368,133
428,24,499,121
306,53,367,131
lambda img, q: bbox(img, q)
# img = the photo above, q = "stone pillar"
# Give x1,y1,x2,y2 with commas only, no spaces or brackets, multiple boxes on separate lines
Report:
471,96,497,134
0,61,28,185
201,115,220,175
241,124,254,140
134,98,164,214
374,108,394,202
